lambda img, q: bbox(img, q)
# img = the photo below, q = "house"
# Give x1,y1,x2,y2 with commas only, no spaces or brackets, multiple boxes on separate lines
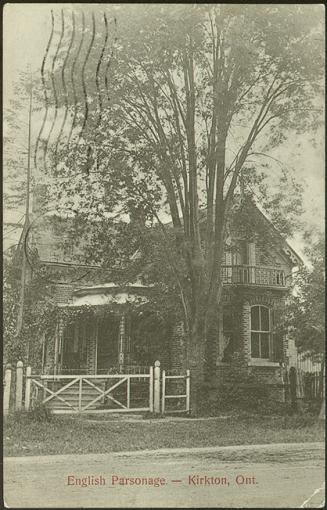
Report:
26,188,301,410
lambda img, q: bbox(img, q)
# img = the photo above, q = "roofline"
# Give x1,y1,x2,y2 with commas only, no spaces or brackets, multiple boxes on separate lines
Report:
252,204,303,266
164,199,303,266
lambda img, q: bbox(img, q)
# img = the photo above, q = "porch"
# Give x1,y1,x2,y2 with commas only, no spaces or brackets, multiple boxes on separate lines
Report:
43,283,173,376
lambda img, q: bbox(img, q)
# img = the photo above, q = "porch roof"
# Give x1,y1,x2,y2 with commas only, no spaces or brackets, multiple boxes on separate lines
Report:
58,283,151,308
73,282,153,295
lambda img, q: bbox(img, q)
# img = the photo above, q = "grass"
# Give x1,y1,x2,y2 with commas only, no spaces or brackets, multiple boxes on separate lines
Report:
4,412,325,457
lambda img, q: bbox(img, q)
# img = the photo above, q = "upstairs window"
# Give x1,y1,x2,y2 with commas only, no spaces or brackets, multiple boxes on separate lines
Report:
250,305,270,358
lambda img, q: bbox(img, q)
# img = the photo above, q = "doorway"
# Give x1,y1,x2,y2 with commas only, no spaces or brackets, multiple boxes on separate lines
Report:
96,316,120,372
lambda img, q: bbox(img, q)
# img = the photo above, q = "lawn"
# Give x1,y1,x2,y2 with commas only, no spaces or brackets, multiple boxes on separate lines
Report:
4,412,325,457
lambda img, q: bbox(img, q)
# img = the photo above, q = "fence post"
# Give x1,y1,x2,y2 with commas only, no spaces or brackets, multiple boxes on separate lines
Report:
319,363,325,421
78,377,83,412
149,366,154,413
15,361,24,411
153,360,161,414
25,366,32,411
161,370,166,415
3,364,12,416
186,369,191,413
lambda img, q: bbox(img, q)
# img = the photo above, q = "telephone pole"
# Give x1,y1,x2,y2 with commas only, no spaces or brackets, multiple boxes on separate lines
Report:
16,81,33,343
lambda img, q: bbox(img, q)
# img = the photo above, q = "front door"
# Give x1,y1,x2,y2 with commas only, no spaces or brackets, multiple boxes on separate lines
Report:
96,316,120,372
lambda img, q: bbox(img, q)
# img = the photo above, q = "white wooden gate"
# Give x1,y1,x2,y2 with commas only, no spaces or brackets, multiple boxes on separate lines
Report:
161,369,190,414
27,370,154,414
25,362,191,415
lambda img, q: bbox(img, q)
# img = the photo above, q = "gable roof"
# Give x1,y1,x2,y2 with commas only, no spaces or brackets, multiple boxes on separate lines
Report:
249,202,302,266
164,197,302,267
27,196,302,269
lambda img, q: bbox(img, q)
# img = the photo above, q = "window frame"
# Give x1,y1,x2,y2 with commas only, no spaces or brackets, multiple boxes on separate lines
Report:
250,305,272,360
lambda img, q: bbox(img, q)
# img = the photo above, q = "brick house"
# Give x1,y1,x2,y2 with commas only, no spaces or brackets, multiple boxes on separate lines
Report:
29,192,301,400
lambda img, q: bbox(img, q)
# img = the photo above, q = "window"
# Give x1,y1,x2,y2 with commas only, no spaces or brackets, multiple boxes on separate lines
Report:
222,308,236,362
250,305,271,359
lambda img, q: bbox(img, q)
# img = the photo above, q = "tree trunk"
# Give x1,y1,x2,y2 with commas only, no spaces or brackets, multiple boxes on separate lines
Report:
188,318,206,416
318,360,325,421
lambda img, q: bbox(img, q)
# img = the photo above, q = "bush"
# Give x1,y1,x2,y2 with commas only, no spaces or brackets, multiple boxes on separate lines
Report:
7,402,53,424
281,413,322,429
200,359,288,416
13,402,53,423
207,381,286,415
27,402,53,422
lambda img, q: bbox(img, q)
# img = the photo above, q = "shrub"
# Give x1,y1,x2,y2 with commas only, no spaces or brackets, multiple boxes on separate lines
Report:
208,380,285,415
281,413,322,429
200,359,288,416
27,402,53,422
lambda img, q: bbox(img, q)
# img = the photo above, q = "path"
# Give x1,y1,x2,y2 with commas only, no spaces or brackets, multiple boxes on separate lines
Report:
4,443,325,508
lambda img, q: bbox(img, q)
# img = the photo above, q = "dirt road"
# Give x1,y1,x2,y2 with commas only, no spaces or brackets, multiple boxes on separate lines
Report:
4,443,325,508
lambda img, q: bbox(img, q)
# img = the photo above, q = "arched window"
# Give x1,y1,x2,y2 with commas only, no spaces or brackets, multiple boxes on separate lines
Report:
250,305,271,359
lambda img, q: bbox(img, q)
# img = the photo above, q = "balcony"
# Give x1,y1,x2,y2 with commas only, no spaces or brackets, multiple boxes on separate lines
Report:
221,265,287,288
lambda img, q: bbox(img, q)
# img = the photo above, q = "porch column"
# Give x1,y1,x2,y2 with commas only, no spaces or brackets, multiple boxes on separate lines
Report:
247,243,256,283
118,314,126,373
86,320,97,374
54,319,64,375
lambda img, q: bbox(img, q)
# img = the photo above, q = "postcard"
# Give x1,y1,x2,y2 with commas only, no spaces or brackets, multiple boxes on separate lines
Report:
3,3,325,508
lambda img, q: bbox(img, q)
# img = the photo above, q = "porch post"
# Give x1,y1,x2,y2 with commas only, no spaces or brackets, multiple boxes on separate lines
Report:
247,243,256,283
41,332,46,374
54,323,59,376
118,314,126,373
55,319,64,375
86,319,97,374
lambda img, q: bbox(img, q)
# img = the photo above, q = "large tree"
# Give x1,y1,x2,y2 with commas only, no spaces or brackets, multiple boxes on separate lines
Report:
34,4,323,410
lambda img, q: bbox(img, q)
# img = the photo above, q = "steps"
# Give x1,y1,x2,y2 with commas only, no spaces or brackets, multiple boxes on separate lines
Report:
40,380,107,411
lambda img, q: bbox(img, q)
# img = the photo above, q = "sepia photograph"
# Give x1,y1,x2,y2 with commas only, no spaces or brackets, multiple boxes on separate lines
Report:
3,3,325,508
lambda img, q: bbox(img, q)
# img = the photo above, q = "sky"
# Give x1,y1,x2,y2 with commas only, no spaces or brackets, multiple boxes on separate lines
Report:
3,3,325,258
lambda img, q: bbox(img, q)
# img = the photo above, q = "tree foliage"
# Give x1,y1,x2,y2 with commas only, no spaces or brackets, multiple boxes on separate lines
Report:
285,234,325,357
3,250,57,367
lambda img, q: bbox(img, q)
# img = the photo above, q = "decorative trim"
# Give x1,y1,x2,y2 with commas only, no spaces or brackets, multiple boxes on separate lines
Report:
247,295,275,307
249,360,280,367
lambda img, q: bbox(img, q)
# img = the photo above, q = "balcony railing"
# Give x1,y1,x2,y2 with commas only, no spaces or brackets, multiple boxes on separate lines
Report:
221,265,286,288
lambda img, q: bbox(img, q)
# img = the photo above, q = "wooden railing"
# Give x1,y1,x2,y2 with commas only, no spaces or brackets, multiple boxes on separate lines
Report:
47,366,151,376
221,265,286,287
